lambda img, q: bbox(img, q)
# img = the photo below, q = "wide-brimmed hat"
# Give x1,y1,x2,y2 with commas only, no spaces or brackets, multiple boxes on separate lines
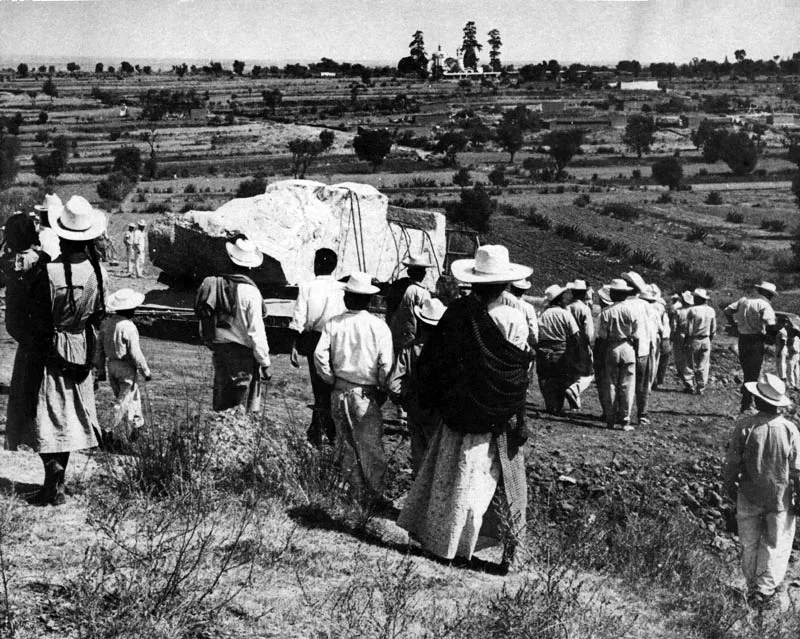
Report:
451,245,532,284
35,193,63,214
510,278,531,291
137,219,146,227
609,278,634,293
414,298,447,325
402,254,433,268
568,279,588,291
344,271,379,295
225,238,264,268
745,373,791,408
681,290,694,305
127,223,135,229
693,288,710,301
640,285,658,302
755,281,777,297
51,195,107,241
107,288,145,312
544,284,569,304
622,271,647,293
597,285,612,306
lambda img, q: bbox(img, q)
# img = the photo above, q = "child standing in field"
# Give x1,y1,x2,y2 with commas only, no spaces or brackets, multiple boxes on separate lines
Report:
388,298,446,473
95,288,152,443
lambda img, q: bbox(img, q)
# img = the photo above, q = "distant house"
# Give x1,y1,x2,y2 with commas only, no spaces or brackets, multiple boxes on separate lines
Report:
619,80,660,92
319,71,337,78
527,101,566,115
0,70,15,83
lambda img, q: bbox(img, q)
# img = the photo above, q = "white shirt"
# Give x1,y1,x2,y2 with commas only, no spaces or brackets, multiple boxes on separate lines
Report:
289,275,346,333
568,299,594,343
624,296,654,357
725,295,776,335
133,229,146,253
39,227,60,260
487,299,530,350
213,283,271,367
314,310,394,386
501,290,538,347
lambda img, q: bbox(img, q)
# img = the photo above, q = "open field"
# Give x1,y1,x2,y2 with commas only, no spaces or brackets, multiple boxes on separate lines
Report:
2,66,800,637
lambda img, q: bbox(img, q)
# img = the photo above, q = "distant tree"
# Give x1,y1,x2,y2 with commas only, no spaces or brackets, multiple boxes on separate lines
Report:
38,111,49,125
409,30,428,76
353,127,392,171
622,114,657,158
488,164,508,187
32,151,65,180
232,60,246,76
721,131,758,176
261,88,282,115
461,21,482,71
112,146,142,180
16,63,29,78
6,113,23,136
547,59,561,79
107,65,116,74
452,167,472,187
617,60,642,77
95,62,104,74
0,133,21,189
66,62,80,73
47,65,55,74
502,105,541,132
495,122,523,162
38,65,47,74
288,137,323,178
35,130,49,146
42,78,58,100
142,65,152,75
487,29,502,72
120,61,135,74
96,171,134,202
691,120,728,163
251,65,263,78
360,68,372,85
787,133,800,166
542,129,584,179
174,63,188,78
235,177,267,198
734,49,747,64
319,129,335,151
51,135,71,166
651,157,683,190
434,130,468,166
449,183,494,232
397,56,419,76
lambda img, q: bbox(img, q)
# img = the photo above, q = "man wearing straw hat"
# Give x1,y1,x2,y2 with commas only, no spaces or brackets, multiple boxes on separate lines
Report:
398,245,532,570
593,284,613,422
314,272,394,505
289,248,346,446
388,254,433,354
388,298,447,473
622,271,657,426
672,290,695,393
565,279,594,410
725,282,778,412
723,373,800,609
195,238,271,413
504,278,539,350
597,279,639,430
537,283,580,415
684,288,716,395
132,219,147,278
34,192,62,260
123,223,136,276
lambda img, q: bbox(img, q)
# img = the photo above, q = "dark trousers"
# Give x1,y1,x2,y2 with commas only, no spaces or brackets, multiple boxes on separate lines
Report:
212,343,261,413
635,351,654,419
536,341,570,414
655,341,672,387
739,334,765,411
300,331,335,445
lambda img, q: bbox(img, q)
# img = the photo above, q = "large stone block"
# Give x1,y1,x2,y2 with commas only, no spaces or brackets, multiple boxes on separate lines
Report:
149,179,447,289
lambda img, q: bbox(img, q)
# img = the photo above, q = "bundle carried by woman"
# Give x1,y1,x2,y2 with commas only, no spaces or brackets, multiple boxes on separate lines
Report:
418,294,532,433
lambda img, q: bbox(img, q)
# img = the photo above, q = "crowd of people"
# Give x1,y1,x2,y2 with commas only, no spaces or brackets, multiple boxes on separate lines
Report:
2,194,799,604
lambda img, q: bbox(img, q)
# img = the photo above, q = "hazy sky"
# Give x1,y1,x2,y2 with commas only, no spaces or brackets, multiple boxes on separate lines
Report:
1,0,799,66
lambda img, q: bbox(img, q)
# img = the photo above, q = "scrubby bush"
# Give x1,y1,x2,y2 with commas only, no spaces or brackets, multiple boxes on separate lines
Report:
599,203,642,221
554,223,584,242
573,193,591,207
725,212,744,223
97,171,134,202
235,177,267,198
686,226,709,242
112,146,142,180
760,219,787,232
656,192,672,204
609,241,631,257
184,183,197,194
525,209,552,229
452,167,472,188
487,165,508,187
630,249,663,270
447,183,494,232
704,191,723,205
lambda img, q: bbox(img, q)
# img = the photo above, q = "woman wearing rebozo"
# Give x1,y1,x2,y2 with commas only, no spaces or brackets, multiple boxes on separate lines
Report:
5,196,108,506
398,245,533,571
